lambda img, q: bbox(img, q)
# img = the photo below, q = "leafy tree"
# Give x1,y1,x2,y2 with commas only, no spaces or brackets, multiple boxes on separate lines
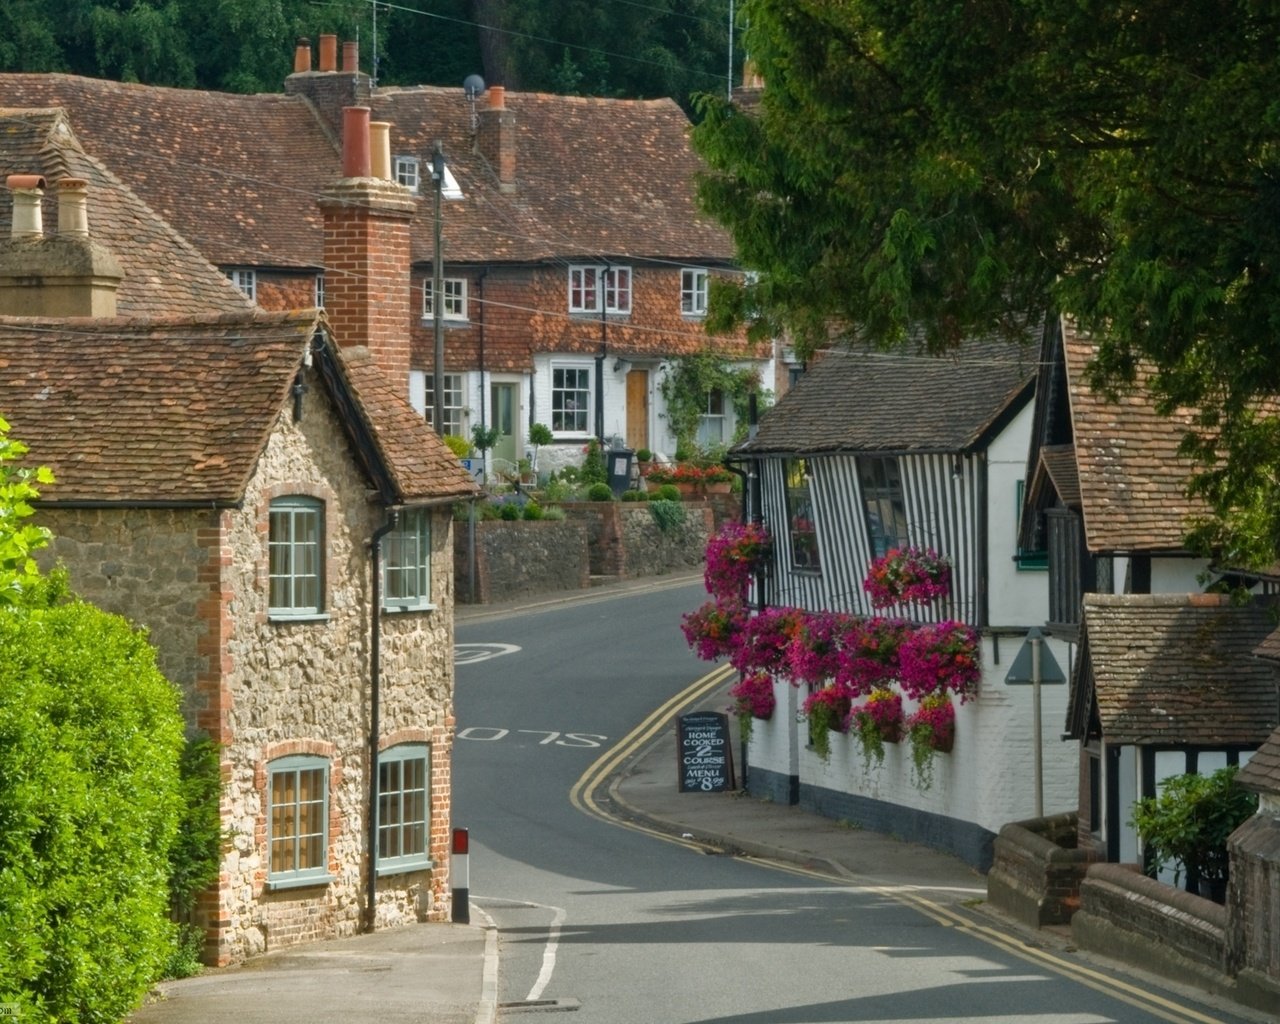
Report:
0,416,54,606
692,0,1280,566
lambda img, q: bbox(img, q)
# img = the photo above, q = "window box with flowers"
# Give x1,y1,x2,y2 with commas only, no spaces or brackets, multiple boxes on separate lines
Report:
863,547,951,608
801,683,852,761
850,687,904,770
906,692,955,790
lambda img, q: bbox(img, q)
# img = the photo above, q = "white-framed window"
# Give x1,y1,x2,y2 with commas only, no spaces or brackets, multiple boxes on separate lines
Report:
681,268,709,316
423,278,467,321
551,364,592,433
423,372,465,436
696,388,725,446
394,155,420,192
314,273,325,309
268,755,332,889
384,509,432,611
568,265,631,314
268,496,324,616
226,268,257,302
377,744,431,873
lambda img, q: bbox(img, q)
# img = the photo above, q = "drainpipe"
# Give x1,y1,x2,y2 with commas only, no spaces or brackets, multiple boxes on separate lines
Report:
365,510,398,933
596,277,607,444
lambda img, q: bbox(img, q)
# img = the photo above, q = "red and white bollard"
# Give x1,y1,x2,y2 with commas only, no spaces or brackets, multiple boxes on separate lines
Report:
451,827,470,924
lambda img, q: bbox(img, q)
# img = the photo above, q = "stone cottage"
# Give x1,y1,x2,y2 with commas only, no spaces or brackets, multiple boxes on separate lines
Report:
0,143,476,962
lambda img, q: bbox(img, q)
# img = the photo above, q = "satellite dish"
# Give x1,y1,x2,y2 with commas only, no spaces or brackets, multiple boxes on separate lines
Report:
463,74,486,99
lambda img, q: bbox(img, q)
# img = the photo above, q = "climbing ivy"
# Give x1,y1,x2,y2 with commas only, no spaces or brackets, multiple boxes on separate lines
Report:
658,351,770,454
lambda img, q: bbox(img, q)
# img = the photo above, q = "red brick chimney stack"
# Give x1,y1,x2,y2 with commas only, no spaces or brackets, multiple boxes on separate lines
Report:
476,85,516,193
319,108,416,395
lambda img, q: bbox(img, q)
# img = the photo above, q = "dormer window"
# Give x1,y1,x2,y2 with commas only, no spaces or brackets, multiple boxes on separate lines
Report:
226,269,257,302
394,156,420,193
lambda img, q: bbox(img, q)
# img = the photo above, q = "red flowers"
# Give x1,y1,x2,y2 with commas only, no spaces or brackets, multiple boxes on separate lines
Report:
863,547,951,608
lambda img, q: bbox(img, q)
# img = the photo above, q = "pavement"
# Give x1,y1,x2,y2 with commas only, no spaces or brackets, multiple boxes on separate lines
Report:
126,573,1004,1024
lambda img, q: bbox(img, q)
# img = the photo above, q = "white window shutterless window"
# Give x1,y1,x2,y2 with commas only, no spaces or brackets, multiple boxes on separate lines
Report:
423,278,467,320
226,268,256,302
785,458,822,573
268,755,332,888
268,497,323,616
423,373,465,436
377,744,431,873
394,155,420,192
568,265,631,313
551,365,591,433
696,388,726,446
858,456,909,559
681,268,709,315
383,509,432,611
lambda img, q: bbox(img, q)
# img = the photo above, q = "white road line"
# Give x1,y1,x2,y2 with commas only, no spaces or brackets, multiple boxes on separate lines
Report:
470,895,567,1003
454,643,522,665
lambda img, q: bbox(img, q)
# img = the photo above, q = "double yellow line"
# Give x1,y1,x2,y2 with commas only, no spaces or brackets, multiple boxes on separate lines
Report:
571,664,1236,1024
569,662,735,850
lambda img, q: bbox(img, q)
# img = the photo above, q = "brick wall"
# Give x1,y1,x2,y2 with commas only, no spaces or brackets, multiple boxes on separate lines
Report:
987,812,1097,926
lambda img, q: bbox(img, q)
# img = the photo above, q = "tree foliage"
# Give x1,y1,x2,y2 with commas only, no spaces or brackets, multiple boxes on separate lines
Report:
0,0,736,110
0,415,54,606
692,1,1280,565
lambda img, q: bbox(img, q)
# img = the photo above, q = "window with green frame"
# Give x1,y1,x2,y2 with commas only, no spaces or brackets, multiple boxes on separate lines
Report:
268,496,324,616
383,509,432,611
378,744,431,874
267,755,332,889
1015,480,1048,570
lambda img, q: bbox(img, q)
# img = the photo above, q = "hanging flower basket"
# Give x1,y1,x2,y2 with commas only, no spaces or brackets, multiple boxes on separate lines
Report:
898,620,981,702
680,601,747,662
863,547,952,609
786,610,855,686
850,687,904,771
906,692,956,791
801,684,852,761
703,521,772,605
731,606,805,677
728,671,776,742
834,616,909,695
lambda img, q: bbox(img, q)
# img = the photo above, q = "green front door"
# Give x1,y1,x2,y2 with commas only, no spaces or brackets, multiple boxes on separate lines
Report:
491,383,518,467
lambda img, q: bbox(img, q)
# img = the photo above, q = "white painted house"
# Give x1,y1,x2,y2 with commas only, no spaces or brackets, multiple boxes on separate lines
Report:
730,330,1077,871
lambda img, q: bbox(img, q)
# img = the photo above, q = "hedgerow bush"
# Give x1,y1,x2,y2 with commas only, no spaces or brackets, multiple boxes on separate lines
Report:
0,601,186,1022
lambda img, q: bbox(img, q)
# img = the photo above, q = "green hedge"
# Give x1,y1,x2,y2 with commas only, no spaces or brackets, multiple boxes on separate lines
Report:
0,602,185,1023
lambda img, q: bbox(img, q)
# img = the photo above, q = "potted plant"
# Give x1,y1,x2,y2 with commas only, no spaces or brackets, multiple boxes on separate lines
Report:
1129,765,1257,902
529,422,553,474
801,684,851,761
850,687,904,771
906,692,955,791
727,671,775,741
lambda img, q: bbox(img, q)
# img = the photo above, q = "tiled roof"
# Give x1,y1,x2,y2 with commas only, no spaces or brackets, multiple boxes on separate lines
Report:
1075,593,1279,746
1041,445,1081,507
0,75,734,272
334,345,478,504
0,309,476,505
1063,324,1206,552
0,76,336,268
736,336,1038,455
1236,725,1280,795
373,88,734,265
0,108,251,316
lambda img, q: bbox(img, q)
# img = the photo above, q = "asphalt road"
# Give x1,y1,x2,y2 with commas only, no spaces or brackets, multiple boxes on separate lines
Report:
454,580,1265,1024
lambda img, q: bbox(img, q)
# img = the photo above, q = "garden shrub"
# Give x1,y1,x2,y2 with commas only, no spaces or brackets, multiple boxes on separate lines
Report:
442,434,472,459
500,501,521,520
654,483,682,502
163,735,223,979
586,482,614,502
620,489,648,502
582,440,607,485
649,499,687,533
0,601,185,1023
542,506,566,521
522,501,544,520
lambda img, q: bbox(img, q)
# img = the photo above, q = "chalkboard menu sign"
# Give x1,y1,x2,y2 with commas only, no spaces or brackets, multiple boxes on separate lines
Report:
677,711,735,793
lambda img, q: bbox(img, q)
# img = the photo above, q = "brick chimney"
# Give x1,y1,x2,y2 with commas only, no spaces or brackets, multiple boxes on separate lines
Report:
285,33,371,142
318,107,415,394
476,86,516,193
0,175,122,317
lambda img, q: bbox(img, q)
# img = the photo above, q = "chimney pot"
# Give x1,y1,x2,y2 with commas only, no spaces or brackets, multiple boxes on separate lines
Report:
342,107,372,179
57,178,90,237
369,122,392,181
293,37,312,74
6,174,46,238
488,85,505,110
342,40,359,74
318,34,338,73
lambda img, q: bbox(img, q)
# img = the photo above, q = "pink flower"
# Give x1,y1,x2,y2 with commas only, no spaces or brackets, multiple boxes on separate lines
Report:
898,621,980,702
729,672,776,720
863,547,952,608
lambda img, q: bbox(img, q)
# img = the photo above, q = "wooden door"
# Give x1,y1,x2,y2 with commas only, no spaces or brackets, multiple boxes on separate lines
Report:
625,369,649,450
